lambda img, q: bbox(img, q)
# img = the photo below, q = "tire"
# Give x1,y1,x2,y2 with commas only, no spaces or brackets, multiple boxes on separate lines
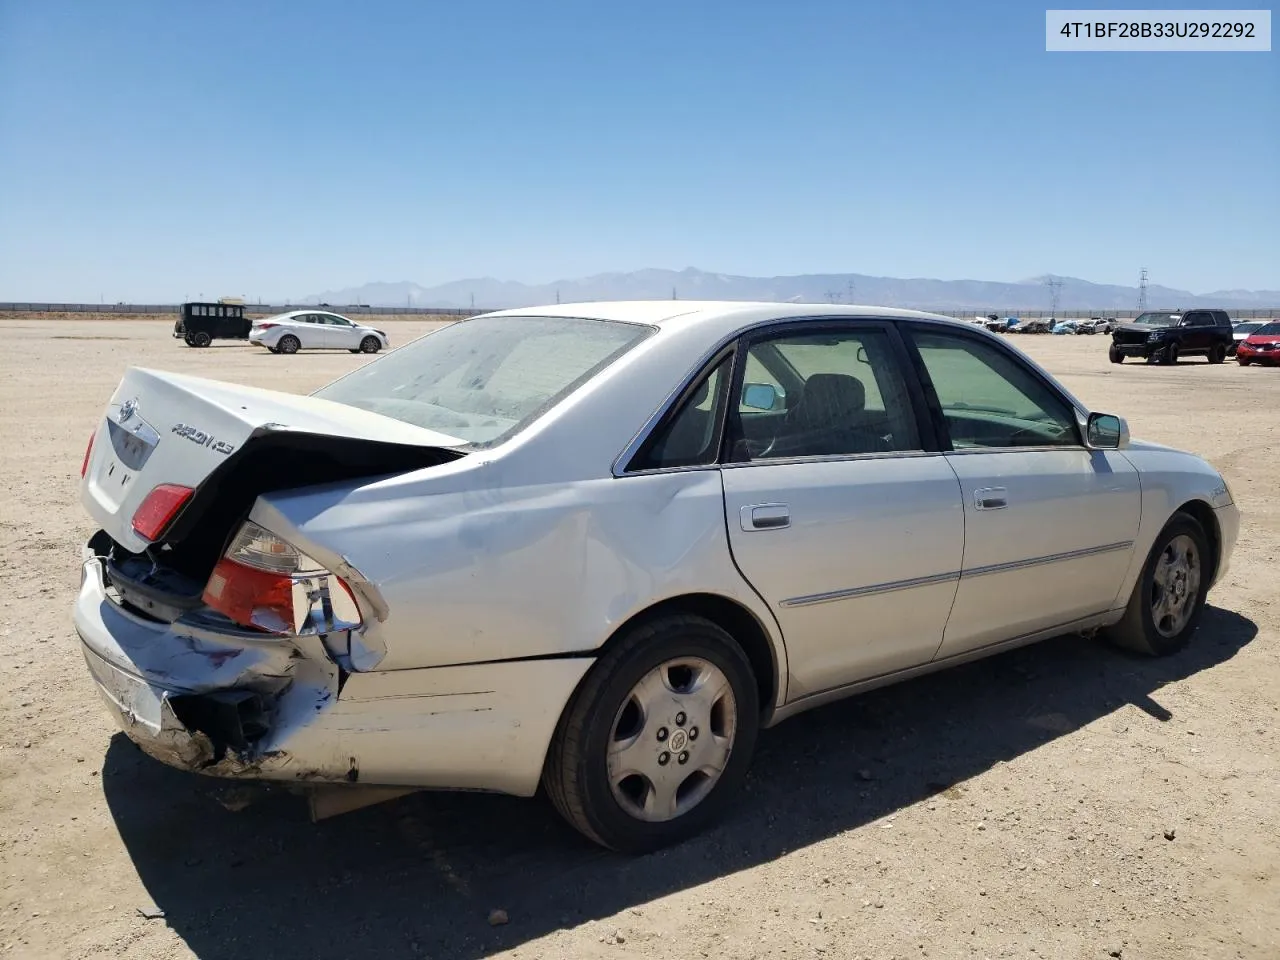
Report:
359,335,381,354
1164,344,1179,365
543,614,760,853
1108,345,1124,364
184,334,198,348
277,335,300,355
1208,344,1226,364
192,331,212,348
348,349,360,354
1104,512,1211,657
1238,357,1251,366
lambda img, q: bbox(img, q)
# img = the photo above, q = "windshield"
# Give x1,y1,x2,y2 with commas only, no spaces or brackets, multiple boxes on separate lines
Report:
1252,322,1280,336
313,315,653,447
1132,312,1181,327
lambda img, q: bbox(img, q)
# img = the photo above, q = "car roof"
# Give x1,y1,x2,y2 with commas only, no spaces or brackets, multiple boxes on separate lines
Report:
478,299,968,331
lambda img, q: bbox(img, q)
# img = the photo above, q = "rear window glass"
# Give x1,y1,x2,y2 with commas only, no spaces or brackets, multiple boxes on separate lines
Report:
1253,322,1280,336
313,315,653,447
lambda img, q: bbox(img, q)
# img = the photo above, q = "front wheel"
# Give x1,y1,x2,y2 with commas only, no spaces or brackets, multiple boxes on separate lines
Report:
1104,513,1210,657
1164,344,1179,364
276,335,300,355
1238,357,1252,367
543,614,760,852
359,335,381,354
1108,345,1124,364
1208,344,1226,364
191,331,212,348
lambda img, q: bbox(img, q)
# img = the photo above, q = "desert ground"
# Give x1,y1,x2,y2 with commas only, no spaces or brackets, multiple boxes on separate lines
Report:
1,317,1277,960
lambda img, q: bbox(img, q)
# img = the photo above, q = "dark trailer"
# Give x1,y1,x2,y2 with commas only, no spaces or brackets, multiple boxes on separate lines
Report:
173,302,252,347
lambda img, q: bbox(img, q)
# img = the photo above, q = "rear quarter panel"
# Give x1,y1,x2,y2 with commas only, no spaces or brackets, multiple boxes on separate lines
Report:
254,463,787,696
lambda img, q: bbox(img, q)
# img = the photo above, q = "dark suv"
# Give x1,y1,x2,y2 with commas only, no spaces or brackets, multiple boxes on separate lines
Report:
1109,309,1233,365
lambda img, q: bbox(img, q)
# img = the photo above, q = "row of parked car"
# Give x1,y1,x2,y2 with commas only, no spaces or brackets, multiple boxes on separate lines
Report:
173,301,390,354
966,315,1116,335
969,310,1278,366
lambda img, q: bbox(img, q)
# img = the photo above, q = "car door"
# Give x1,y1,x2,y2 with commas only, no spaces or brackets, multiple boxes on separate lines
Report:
1179,311,1210,353
718,321,966,701
291,313,329,349
321,313,360,349
903,324,1142,660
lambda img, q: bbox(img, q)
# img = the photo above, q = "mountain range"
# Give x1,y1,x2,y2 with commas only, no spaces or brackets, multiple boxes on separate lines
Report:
300,268,1280,312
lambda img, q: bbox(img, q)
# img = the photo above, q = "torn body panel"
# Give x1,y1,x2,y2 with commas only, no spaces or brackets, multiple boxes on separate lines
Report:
75,552,593,795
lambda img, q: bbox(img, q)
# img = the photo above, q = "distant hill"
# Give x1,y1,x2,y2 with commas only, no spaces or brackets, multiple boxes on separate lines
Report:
300,268,1280,311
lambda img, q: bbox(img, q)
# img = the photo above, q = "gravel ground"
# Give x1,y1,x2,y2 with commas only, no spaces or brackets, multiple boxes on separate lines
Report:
1,319,1276,960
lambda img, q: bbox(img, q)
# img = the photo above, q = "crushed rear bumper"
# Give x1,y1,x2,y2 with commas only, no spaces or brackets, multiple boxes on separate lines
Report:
73,541,594,795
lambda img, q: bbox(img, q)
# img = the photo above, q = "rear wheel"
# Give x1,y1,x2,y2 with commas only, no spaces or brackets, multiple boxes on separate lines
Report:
1108,345,1124,364
1208,344,1226,364
359,335,381,354
1104,512,1210,657
277,335,300,355
191,331,212,348
543,614,759,852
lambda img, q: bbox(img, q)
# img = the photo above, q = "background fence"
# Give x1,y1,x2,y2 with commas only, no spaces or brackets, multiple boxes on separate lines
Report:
1,303,1277,320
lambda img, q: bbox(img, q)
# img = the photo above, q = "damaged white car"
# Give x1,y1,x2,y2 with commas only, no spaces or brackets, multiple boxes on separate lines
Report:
75,301,1239,851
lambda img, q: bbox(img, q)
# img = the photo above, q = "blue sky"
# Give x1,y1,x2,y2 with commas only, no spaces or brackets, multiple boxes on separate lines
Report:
0,0,1275,301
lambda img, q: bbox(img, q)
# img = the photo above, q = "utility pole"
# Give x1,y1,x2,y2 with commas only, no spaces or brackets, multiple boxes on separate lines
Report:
826,289,840,304
846,278,856,304
1043,277,1063,316
1137,267,1149,311
672,287,677,300
555,289,560,304
470,292,475,310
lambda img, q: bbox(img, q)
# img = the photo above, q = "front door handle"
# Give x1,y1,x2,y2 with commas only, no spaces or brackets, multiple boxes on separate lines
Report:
974,487,1008,510
741,503,791,531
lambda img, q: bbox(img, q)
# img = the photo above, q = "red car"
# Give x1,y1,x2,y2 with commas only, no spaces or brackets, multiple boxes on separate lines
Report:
1237,321,1280,366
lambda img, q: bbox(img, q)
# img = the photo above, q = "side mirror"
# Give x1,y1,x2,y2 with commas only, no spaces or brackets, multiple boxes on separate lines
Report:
742,382,780,411
1085,412,1129,449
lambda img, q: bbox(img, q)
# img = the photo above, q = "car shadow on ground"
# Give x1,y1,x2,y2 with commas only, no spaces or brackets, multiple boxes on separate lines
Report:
102,607,1256,960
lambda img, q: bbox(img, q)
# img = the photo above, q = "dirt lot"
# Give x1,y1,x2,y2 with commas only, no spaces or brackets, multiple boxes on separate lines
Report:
1,318,1277,960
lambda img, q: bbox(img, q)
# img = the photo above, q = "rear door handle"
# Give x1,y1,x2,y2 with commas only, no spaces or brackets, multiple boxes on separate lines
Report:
974,487,1008,510
741,503,791,531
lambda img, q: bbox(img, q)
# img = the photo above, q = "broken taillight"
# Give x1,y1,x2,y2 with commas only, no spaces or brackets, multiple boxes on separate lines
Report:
131,483,195,541
202,521,363,636
80,431,96,478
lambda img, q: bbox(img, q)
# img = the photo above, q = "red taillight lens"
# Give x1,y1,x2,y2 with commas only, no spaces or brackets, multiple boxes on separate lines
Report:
131,483,195,541
201,520,364,636
203,557,296,634
80,431,96,478
255,322,278,330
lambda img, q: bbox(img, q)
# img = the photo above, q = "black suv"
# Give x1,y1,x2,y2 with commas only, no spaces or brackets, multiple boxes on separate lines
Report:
1109,309,1233,365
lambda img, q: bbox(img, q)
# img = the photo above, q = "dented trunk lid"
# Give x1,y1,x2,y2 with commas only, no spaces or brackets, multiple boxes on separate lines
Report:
83,367,465,557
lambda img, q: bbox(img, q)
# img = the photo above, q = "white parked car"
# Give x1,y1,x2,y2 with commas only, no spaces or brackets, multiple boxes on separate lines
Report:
248,310,389,354
75,301,1239,851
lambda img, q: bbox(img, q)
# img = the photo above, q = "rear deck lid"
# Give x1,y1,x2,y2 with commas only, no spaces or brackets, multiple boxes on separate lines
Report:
83,367,465,554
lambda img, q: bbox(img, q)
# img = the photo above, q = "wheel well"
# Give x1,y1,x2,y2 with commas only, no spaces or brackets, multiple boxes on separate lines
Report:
1175,499,1221,583
605,593,780,719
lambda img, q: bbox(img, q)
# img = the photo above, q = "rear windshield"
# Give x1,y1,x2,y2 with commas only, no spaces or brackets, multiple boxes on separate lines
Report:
313,315,653,447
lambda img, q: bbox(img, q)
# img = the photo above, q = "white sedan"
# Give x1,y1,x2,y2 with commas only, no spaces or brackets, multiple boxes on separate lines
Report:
248,310,389,354
74,301,1239,851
